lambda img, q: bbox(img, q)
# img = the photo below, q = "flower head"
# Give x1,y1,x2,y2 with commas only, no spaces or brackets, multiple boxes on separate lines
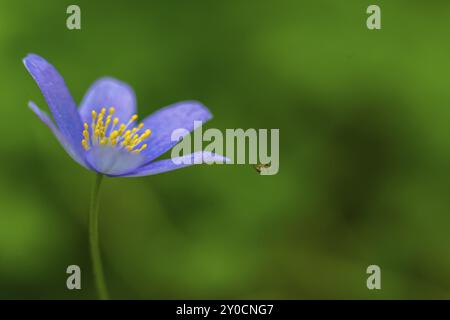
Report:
24,54,227,176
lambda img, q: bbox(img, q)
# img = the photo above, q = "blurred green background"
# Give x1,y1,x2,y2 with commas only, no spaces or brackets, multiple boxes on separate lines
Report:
1,0,450,299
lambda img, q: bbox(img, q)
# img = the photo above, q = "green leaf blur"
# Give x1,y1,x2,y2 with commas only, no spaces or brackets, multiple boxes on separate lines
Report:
1,0,450,299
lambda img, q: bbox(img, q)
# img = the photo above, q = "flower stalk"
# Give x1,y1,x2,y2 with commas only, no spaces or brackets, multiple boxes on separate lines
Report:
89,173,109,300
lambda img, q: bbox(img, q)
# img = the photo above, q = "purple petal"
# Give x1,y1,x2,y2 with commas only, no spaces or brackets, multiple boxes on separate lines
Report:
117,151,229,177
85,145,147,176
139,101,212,162
79,77,136,124
23,54,85,161
29,101,88,169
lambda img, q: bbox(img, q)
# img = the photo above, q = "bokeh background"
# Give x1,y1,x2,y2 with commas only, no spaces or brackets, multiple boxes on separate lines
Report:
1,0,450,299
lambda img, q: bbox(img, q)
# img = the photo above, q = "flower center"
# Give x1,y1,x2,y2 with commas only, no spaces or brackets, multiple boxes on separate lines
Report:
81,107,151,154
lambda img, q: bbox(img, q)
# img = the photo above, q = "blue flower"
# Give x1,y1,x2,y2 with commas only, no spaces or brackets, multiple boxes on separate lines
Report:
24,54,227,176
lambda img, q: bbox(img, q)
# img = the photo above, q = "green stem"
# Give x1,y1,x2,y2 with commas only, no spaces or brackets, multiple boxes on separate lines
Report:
89,173,109,300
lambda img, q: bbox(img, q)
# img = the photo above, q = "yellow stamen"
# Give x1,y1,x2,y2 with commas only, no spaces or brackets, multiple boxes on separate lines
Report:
110,130,119,139
139,129,152,141
118,124,126,135
104,115,112,133
82,139,89,150
82,108,152,153
133,144,148,153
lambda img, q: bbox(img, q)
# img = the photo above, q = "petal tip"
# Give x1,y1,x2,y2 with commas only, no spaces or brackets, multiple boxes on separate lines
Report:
202,151,230,164
23,53,45,68
188,100,213,120
27,100,38,111
174,100,214,123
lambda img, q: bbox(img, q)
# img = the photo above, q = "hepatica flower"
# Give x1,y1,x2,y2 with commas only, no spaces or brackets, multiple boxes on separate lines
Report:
23,53,227,299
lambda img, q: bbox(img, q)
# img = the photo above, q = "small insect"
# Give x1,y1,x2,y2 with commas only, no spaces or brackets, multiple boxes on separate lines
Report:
254,163,270,174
